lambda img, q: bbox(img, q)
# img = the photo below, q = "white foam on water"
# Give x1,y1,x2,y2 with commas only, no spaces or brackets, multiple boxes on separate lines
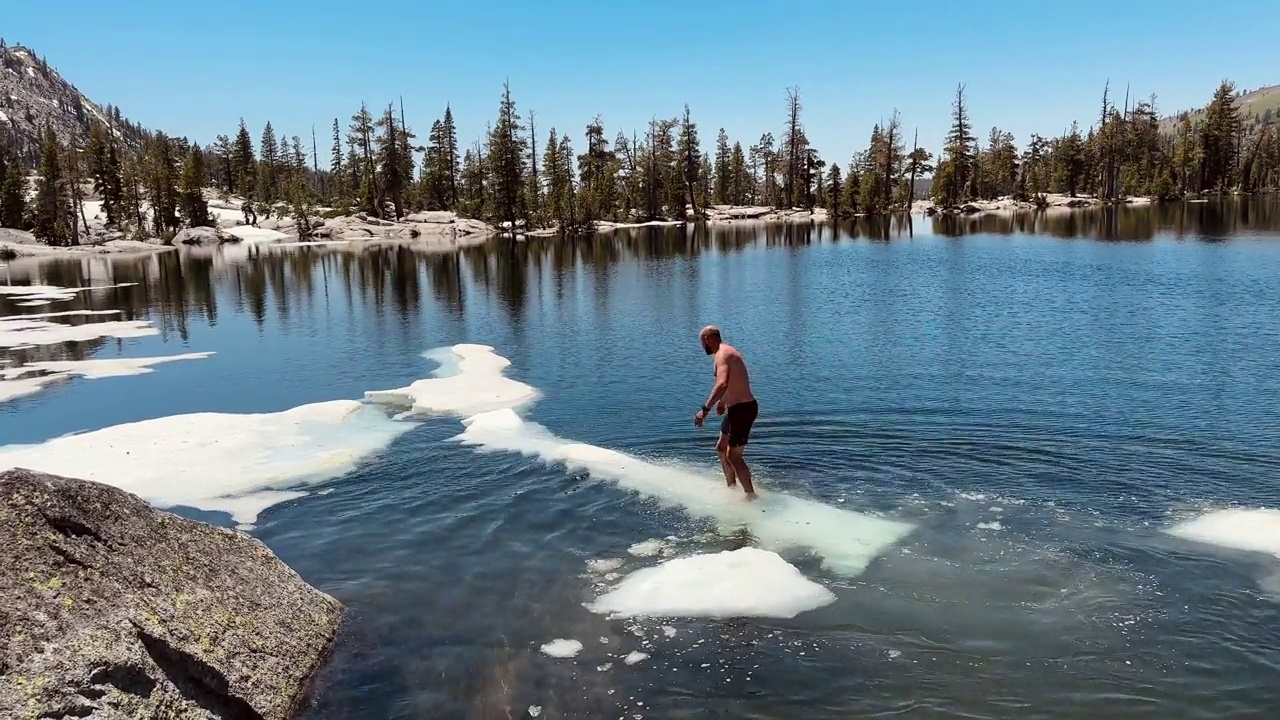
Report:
661,626,677,638
527,705,542,718
1167,508,1280,557
539,639,583,658
0,399,416,527
0,318,157,348
364,344,540,418
623,651,650,666
976,521,1003,531
454,409,915,576
589,547,836,620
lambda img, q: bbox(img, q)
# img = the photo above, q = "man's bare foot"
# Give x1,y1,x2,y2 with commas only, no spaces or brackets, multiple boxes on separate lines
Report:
727,480,738,488
744,492,758,501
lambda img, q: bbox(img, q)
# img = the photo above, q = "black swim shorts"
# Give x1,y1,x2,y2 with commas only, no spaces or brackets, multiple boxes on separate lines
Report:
720,400,759,448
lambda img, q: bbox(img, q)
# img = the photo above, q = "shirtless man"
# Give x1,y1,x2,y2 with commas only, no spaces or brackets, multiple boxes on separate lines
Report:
693,326,760,498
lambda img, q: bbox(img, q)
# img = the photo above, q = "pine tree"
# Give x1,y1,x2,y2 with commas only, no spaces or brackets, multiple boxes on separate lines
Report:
729,142,750,205
677,104,701,216
749,133,776,206
442,104,460,209
32,127,73,245
1201,80,1242,192
86,122,124,227
145,133,181,238
0,146,27,229
904,129,934,206
375,104,410,219
63,139,89,244
119,153,144,234
713,128,731,205
259,122,280,204
579,117,613,223
232,119,256,198
881,110,904,208
348,103,378,215
179,143,210,227
211,134,234,194
939,84,976,204
487,82,528,231
329,118,346,206
825,163,842,216
782,87,804,208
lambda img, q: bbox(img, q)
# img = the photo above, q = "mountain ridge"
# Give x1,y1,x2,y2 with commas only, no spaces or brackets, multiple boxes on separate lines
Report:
0,41,147,163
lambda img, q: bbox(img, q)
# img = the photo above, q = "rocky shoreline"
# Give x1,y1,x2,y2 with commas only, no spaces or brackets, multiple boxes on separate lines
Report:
0,468,343,719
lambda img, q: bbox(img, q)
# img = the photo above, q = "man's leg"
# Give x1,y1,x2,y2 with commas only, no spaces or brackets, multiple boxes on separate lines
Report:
717,433,738,487
727,445,755,497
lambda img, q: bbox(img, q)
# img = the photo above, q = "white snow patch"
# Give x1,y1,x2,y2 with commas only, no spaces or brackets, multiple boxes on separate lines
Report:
1167,509,1280,557
0,317,156,348
589,547,835,619
454,408,914,576
225,225,289,243
539,639,583,658
623,651,650,666
527,706,542,718
661,626,677,638
0,399,417,527
365,344,540,418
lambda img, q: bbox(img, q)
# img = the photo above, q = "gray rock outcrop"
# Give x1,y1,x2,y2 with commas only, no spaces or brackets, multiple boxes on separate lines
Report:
0,468,343,719
172,227,234,246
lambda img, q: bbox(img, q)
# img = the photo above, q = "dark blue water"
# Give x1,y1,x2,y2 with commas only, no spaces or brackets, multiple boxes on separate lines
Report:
3,201,1280,719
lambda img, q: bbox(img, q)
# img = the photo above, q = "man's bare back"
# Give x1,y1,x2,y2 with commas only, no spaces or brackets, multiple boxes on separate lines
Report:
694,326,760,498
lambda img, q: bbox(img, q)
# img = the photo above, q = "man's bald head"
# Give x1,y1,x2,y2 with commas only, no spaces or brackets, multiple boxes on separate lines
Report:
699,325,722,355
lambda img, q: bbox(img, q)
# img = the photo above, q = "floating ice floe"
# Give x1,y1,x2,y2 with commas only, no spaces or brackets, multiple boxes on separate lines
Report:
589,547,836,620
539,639,583,658
364,344,540,417
0,398,416,528
0,317,157,348
0,353,214,404
0,282,138,307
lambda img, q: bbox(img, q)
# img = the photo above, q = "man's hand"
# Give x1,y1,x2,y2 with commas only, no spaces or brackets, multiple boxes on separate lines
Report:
716,401,726,416
694,408,707,428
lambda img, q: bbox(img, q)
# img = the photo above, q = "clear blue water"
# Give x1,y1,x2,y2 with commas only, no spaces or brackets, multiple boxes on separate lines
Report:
3,201,1280,719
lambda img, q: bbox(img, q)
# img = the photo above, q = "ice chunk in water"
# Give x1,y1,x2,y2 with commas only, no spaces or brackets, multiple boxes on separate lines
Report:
364,344,539,417
539,639,583,658
589,547,836,619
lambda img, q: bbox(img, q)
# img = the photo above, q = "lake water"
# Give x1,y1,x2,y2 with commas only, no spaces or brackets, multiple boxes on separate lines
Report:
3,200,1280,719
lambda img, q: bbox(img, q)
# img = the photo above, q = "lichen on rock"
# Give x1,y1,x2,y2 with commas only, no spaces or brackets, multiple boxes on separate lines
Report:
0,468,343,719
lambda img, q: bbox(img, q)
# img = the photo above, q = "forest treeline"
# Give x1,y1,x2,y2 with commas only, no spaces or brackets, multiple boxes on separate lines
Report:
2,78,1278,246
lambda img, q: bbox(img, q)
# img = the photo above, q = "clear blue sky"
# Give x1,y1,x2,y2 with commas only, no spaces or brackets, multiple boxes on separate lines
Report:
3,0,1277,166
